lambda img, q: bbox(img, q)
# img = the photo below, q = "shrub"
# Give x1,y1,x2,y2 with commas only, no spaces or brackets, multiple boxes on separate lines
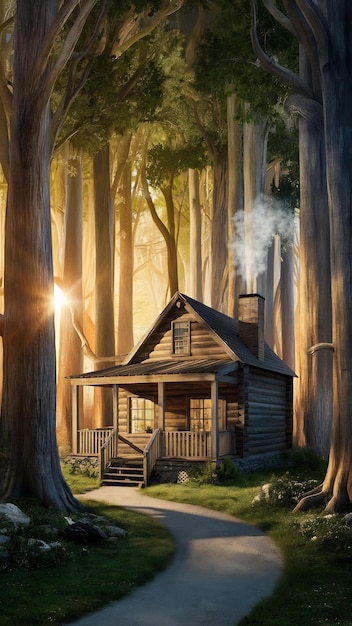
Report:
189,457,240,485
253,472,319,507
295,514,352,560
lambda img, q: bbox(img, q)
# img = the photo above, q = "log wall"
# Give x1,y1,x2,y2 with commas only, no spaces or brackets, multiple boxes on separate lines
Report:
242,367,292,456
132,310,228,362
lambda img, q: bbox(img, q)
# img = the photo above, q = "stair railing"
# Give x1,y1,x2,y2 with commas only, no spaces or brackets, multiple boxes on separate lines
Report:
143,428,162,486
99,429,118,482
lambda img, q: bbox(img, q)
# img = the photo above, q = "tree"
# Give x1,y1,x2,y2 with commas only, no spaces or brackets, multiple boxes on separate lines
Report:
0,0,99,509
0,0,185,508
253,0,352,512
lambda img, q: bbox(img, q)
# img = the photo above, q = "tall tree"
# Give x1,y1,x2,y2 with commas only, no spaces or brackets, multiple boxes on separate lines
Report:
254,0,352,512
0,0,98,509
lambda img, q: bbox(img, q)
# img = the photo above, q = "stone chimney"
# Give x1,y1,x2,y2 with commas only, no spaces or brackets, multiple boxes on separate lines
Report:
238,294,265,360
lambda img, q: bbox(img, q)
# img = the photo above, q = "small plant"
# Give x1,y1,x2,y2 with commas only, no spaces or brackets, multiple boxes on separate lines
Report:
62,455,98,478
216,456,240,484
189,461,217,485
253,472,319,507
189,457,240,485
283,445,325,472
295,514,352,560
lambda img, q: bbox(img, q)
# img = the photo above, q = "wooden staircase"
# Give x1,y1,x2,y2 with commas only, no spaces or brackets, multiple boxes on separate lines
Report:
102,454,144,487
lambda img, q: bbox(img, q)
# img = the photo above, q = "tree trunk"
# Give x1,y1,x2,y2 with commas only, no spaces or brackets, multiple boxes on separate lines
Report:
227,92,243,319
117,135,134,354
93,145,115,426
243,119,269,294
0,0,77,510
189,168,203,301
211,149,228,312
291,47,332,457
56,150,83,451
319,1,352,511
161,181,179,298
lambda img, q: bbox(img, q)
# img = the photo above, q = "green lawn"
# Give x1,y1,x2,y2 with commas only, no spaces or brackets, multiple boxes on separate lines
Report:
2,458,352,625
144,463,352,626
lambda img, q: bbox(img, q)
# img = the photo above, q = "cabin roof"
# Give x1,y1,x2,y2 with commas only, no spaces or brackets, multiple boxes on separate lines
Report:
71,357,237,381
70,292,295,382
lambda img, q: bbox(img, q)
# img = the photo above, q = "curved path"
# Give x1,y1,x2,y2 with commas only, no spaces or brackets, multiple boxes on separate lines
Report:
65,486,282,626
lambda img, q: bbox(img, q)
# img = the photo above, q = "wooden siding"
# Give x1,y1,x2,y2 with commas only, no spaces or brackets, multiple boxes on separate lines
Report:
132,309,229,363
116,381,240,436
244,368,290,455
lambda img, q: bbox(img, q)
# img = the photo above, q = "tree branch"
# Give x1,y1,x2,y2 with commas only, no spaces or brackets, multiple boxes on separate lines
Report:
251,0,314,99
281,0,322,101
112,0,184,58
293,0,330,63
262,0,297,36
44,0,103,100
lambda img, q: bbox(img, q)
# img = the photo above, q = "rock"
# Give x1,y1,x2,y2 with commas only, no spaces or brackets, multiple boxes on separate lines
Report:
104,525,126,537
344,513,352,526
63,520,107,545
0,503,30,526
28,538,51,551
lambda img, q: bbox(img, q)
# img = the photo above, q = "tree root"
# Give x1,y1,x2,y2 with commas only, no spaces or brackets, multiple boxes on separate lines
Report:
293,488,326,512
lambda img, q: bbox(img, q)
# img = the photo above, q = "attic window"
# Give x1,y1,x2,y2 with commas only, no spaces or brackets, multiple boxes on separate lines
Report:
172,320,190,355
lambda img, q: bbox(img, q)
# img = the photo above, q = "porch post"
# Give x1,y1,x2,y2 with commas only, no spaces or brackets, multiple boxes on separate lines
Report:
157,382,165,430
112,385,118,431
72,384,79,454
211,379,219,461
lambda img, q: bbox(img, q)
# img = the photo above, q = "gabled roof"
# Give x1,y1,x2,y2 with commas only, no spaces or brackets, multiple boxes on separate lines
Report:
177,293,295,377
71,292,295,382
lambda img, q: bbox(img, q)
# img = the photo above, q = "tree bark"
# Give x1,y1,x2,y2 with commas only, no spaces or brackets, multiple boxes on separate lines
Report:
93,144,115,426
56,149,83,451
0,0,78,510
210,149,228,312
116,134,134,354
189,168,203,301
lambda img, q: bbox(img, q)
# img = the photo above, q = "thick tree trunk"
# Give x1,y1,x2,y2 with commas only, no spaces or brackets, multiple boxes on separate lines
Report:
0,1,77,510
319,1,352,511
291,48,332,457
243,120,268,293
93,145,115,426
117,135,134,355
56,151,83,451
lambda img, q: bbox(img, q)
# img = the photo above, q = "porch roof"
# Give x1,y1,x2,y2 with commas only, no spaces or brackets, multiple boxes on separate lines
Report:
69,357,238,385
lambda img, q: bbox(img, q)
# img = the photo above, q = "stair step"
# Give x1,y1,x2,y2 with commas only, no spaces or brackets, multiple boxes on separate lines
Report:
102,477,143,487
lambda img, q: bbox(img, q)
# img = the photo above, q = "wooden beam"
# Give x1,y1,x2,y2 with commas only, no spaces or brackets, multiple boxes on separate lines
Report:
69,372,219,385
211,380,219,461
157,382,165,430
71,384,79,454
112,385,118,431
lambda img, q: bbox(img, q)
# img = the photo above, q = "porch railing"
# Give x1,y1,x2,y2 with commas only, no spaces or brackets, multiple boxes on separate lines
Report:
162,431,212,458
143,429,162,486
99,429,118,482
77,428,113,456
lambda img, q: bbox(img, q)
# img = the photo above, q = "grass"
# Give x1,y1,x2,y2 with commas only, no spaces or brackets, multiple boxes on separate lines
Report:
0,476,175,625
144,462,352,626
3,456,352,625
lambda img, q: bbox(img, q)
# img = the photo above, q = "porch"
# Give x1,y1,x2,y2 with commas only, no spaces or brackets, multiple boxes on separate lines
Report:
74,427,236,486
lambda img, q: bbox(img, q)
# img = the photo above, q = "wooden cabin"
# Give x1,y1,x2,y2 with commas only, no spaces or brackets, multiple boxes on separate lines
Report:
69,292,295,486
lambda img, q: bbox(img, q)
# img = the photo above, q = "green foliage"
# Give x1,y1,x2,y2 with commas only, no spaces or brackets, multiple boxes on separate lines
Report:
216,456,241,484
189,457,240,486
194,0,298,120
254,473,320,508
1,501,174,625
62,455,98,479
146,142,207,186
295,514,352,560
285,446,326,472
